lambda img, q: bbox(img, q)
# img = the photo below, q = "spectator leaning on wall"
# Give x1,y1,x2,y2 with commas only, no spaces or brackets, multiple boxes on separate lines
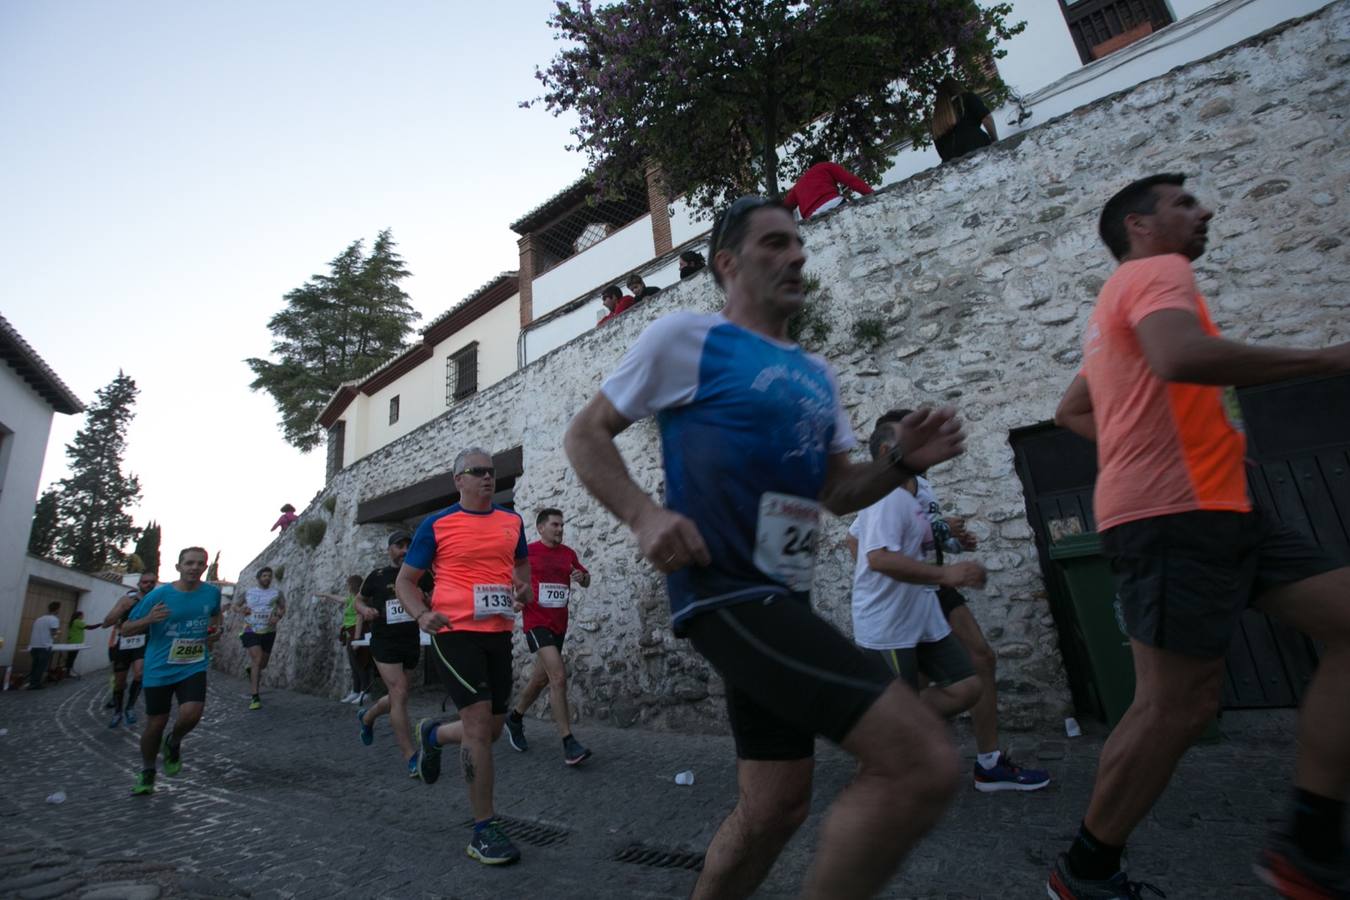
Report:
597,285,635,327
782,158,874,220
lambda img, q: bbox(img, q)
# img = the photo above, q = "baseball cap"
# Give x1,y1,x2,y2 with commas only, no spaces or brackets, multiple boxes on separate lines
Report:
388,531,412,546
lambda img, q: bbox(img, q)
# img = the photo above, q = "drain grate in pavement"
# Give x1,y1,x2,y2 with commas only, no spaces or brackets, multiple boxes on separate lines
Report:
458,816,569,847
612,842,705,871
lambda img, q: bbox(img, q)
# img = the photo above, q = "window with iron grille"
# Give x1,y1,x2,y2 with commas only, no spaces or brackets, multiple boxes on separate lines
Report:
446,343,479,405
388,395,400,425
325,421,345,483
1059,0,1173,64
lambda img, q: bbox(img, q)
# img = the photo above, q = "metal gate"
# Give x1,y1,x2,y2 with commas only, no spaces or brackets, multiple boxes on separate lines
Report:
1011,373,1350,714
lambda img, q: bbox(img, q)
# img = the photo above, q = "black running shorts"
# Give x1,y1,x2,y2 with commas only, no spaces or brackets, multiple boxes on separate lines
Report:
684,597,893,761
867,633,976,691
112,646,146,673
525,626,566,654
371,634,420,671
1104,509,1345,659
143,671,208,716
240,631,277,653
430,631,512,714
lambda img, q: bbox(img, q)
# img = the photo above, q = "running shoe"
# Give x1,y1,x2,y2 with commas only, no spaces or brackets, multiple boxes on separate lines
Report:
131,770,155,796
357,707,374,746
467,820,521,865
108,713,123,728
415,718,442,785
248,695,262,711
974,751,1051,792
339,691,357,703
407,753,420,779
1046,853,1164,898
161,736,183,777
505,713,527,752
124,709,137,726
1254,831,1350,898
563,734,592,767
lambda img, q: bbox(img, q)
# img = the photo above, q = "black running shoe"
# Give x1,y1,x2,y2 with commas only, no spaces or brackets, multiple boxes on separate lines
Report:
1047,853,1165,898
505,713,527,752
415,718,442,785
467,820,521,865
563,734,592,766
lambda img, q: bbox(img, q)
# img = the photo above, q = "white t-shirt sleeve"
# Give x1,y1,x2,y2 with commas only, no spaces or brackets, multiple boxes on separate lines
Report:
855,493,907,556
601,312,712,422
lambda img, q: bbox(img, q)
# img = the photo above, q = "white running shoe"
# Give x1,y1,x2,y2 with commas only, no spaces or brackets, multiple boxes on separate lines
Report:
340,691,360,703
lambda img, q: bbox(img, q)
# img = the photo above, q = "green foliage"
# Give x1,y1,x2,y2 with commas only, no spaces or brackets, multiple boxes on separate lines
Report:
801,272,822,295
246,230,419,452
54,372,142,572
273,564,285,582
530,1,1023,212
851,317,887,349
27,489,60,558
133,521,161,574
321,495,337,514
294,518,327,548
787,299,833,351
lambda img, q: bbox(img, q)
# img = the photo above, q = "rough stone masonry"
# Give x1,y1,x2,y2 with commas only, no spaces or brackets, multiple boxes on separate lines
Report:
223,2,1349,734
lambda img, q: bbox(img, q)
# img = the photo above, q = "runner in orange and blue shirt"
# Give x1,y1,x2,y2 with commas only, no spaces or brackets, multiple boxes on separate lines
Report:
395,447,530,867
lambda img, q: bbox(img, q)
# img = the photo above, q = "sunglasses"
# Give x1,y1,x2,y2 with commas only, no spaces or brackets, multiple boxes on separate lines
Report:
457,466,495,478
709,195,775,259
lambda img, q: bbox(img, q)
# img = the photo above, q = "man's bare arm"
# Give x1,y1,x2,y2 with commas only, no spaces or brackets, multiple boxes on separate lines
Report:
564,393,710,572
818,407,966,516
1135,309,1350,386
867,549,987,589
1054,375,1096,441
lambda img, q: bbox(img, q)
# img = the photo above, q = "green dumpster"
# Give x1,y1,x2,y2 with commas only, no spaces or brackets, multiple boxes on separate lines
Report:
1049,532,1219,740
1049,533,1137,729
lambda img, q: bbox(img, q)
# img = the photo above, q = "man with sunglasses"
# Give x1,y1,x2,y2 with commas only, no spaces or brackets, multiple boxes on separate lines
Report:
102,570,158,727
566,195,967,898
395,447,530,866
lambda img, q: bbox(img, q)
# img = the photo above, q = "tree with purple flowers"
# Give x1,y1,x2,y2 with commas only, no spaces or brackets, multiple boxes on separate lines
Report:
529,0,1022,211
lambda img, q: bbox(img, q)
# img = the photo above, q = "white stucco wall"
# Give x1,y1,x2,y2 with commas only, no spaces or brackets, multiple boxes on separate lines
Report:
669,198,713,248
531,216,656,319
338,295,520,468
0,368,58,668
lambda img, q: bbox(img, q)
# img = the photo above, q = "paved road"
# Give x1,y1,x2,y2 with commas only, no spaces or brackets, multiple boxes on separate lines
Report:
0,673,1296,898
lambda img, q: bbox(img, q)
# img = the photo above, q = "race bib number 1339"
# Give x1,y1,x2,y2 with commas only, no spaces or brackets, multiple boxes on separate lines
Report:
473,584,516,620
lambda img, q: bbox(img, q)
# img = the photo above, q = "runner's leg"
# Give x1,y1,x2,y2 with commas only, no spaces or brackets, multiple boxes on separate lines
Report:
536,646,573,738
433,702,501,821
1082,641,1224,844
693,758,813,899
127,657,144,711
170,701,205,746
801,680,960,899
247,645,263,695
378,662,415,762
140,713,169,768
946,605,999,753
513,659,549,717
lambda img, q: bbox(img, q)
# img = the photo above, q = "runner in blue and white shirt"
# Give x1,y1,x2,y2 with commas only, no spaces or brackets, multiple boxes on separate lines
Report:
565,196,968,898
123,546,222,795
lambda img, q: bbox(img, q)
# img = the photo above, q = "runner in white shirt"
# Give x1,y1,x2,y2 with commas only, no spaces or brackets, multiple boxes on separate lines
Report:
233,567,285,710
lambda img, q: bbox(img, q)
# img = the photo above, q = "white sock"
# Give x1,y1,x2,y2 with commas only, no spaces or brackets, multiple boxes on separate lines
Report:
977,750,1002,770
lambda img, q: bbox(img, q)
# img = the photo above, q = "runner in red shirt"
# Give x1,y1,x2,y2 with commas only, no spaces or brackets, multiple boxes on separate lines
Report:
1048,173,1350,899
504,508,593,766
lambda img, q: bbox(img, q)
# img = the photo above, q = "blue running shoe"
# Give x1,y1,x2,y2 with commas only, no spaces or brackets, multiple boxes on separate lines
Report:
124,709,137,726
408,753,420,779
357,707,374,746
108,713,123,729
974,751,1051,793
415,718,442,785
467,820,521,866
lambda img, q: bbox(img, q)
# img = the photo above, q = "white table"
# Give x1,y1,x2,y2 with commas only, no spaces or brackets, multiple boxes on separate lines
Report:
4,643,91,690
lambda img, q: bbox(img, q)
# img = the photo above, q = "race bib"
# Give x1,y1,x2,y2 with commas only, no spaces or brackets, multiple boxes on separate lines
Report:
118,633,146,651
249,611,273,631
752,492,820,592
385,598,413,625
167,638,205,665
539,583,570,609
473,584,516,620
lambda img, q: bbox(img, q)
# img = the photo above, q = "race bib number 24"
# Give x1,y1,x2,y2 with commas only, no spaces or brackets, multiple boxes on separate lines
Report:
753,492,820,592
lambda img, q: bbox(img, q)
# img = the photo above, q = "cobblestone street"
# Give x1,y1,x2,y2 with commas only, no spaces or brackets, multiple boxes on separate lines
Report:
0,673,1298,898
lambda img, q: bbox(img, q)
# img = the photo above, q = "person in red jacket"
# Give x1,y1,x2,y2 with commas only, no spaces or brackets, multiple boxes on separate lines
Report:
596,285,635,327
783,159,874,220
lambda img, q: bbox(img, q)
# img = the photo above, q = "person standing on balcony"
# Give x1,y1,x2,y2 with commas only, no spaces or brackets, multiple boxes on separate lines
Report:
1048,173,1350,899
782,158,874,220
597,285,635,327
626,273,661,302
931,78,998,162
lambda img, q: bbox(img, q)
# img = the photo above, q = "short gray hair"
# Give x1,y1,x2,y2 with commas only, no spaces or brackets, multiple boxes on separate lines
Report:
453,446,493,475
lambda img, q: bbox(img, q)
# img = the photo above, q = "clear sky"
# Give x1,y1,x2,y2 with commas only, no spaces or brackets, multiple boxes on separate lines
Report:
2,1,584,584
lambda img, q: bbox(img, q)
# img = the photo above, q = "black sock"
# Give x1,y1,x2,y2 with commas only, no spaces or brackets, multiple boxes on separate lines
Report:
508,710,522,722
127,680,142,708
1066,822,1123,880
114,685,126,714
1291,788,1345,864
141,767,155,778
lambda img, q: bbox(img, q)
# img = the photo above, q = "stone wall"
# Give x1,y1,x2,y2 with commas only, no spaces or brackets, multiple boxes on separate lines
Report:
220,2,1350,733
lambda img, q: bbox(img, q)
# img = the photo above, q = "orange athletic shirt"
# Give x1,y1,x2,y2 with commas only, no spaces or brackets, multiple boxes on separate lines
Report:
1082,254,1250,531
404,504,528,633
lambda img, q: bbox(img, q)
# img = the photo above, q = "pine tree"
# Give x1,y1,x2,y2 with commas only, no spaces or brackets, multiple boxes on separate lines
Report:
132,521,161,574
27,488,61,558
54,372,142,572
246,230,420,451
